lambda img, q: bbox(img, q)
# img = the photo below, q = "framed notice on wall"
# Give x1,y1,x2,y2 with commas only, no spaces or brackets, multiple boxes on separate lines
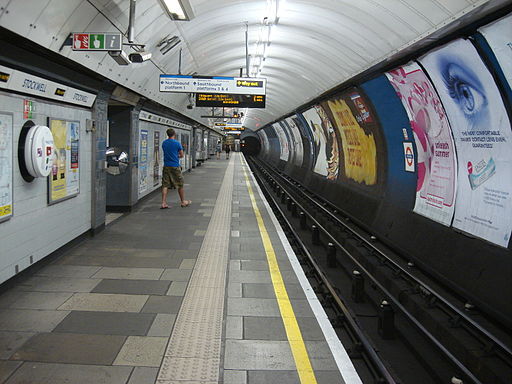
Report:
0,112,13,222
48,118,80,204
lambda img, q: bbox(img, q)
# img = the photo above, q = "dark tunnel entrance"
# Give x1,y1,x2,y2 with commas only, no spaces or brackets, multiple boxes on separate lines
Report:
241,136,261,156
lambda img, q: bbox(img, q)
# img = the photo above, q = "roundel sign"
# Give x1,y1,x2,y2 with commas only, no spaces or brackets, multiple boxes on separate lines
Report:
403,142,415,172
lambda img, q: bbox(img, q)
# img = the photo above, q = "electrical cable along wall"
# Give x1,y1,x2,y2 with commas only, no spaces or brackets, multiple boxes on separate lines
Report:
257,12,512,327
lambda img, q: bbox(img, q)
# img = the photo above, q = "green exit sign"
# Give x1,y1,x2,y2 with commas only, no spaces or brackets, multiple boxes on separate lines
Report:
72,33,122,51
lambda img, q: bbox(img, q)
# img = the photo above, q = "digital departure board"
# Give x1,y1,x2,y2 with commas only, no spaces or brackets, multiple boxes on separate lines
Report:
196,93,266,108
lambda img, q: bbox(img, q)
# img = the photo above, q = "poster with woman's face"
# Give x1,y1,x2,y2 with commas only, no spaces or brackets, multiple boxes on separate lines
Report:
419,39,512,247
301,106,339,179
386,62,457,226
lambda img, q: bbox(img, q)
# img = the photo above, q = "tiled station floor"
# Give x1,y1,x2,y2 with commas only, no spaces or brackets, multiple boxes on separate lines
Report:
0,153,357,384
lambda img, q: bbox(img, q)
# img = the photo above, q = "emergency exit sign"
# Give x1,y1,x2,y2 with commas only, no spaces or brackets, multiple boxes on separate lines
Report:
72,33,122,51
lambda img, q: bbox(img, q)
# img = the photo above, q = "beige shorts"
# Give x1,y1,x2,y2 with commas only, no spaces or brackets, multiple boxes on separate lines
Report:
162,166,184,189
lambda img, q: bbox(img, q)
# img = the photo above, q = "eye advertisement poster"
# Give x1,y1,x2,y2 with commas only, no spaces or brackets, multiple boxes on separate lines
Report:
139,129,148,194
322,90,383,187
386,62,457,226
273,123,290,161
0,113,12,222
283,117,304,167
419,39,512,247
478,13,512,90
48,119,80,204
301,106,339,180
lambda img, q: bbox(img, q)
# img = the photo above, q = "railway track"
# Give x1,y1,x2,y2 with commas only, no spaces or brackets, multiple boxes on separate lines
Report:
247,156,512,384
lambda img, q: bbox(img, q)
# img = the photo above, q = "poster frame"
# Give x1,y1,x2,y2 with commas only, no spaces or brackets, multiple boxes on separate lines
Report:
47,117,80,205
0,111,13,223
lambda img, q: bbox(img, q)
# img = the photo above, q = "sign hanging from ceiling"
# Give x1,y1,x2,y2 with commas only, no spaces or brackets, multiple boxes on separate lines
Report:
159,75,266,95
72,33,122,51
214,122,244,131
195,93,266,108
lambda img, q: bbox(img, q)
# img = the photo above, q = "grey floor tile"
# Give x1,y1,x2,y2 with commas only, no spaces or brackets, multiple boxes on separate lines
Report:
0,361,22,383
92,267,164,280
92,279,171,295
306,341,339,370
35,265,102,278
315,370,346,384
5,292,73,310
10,333,126,365
128,367,159,384
174,250,199,258
227,298,279,317
141,296,183,314
147,314,177,337
229,271,271,284
113,336,168,367
240,260,269,271
224,340,294,370
58,293,149,313
290,299,315,318
228,283,242,298
225,316,243,339
166,281,188,296
0,332,35,359
53,311,155,336
243,317,286,341
230,251,266,261
3,362,132,384
0,309,69,332
16,277,101,293
179,259,196,269
224,369,247,384
247,370,299,384
160,269,192,281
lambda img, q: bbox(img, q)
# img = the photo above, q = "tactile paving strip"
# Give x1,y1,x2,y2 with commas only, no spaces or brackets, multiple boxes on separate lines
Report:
157,158,234,383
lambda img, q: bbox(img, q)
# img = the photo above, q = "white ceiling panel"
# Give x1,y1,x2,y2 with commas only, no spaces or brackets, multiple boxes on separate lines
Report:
1,0,508,130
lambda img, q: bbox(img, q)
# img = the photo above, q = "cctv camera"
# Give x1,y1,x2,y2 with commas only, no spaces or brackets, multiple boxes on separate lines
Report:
129,51,152,63
108,50,130,65
186,104,193,110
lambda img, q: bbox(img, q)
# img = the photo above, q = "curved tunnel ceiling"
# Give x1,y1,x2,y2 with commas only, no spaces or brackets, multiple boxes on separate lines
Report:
0,0,509,130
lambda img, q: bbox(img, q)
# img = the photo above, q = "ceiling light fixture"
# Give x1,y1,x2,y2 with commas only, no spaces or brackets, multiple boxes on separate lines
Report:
157,0,195,21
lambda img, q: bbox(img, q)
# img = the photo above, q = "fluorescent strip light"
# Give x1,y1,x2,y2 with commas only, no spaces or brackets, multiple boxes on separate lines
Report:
158,0,194,21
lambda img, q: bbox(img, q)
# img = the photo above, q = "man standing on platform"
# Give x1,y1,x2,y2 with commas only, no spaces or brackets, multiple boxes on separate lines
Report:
161,128,191,209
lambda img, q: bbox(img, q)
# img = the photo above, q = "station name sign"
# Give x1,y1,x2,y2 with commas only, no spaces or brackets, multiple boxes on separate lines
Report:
196,93,266,108
72,33,122,51
160,75,266,95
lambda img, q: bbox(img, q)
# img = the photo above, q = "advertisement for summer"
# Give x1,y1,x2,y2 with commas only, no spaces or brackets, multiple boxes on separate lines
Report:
139,129,148,194
0,113,12,221
283,117,304,167
48,119,80,204
301,106,339,180
322,90,383,187
478,13,512,89
273,122,290,161
419,39,512,247
386,62,457,225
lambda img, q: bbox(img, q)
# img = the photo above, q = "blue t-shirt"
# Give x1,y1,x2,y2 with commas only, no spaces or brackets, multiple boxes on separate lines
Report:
162,138,183,167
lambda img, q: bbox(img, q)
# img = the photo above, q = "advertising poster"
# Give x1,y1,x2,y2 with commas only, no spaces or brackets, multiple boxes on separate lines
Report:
153,131,160,187
322,91,383,186
283,117,304,166
0,113,12,222
420,39,512,246
478,13,512,89
386,62,457,225
258,129,270,155
273,123,290,161
301,106,339,179
139,129,148,194
48,119,80,203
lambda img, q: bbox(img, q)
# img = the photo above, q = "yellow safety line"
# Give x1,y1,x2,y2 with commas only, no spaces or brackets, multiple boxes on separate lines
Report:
241,155,318,384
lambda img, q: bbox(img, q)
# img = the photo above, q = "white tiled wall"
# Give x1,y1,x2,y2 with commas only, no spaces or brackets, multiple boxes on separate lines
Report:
0,91,93,284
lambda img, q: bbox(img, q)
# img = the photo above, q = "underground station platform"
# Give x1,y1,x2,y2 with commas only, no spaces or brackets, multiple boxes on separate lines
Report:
0,153,360,384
